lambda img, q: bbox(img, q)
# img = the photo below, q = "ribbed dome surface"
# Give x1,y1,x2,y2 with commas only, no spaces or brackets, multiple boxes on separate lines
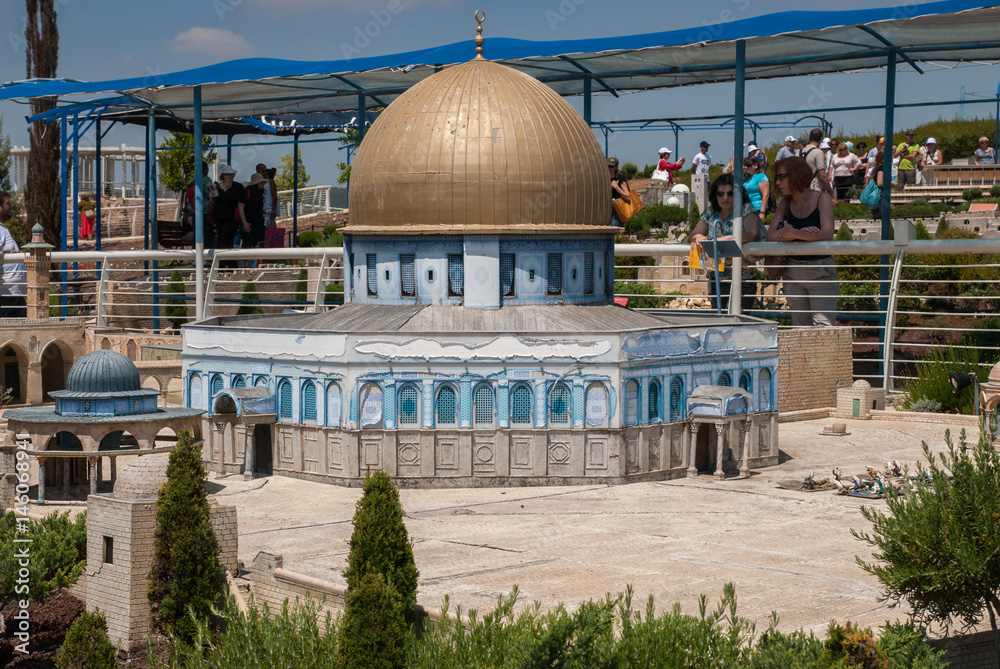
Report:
113,455,168,499
346,58,612,234
66,349,141,394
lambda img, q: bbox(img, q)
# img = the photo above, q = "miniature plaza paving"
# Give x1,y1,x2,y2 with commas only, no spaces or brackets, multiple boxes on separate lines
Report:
204,416,974,635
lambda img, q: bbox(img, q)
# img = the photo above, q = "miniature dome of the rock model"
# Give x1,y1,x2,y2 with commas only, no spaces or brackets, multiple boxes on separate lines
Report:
112,454,169,499
64,349,141,394
346,51,612,234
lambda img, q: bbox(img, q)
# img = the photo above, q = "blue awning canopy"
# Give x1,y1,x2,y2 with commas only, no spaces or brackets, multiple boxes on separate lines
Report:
1,0,998,121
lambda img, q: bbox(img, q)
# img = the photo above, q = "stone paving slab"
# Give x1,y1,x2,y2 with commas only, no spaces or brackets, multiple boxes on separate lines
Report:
212,418,977,634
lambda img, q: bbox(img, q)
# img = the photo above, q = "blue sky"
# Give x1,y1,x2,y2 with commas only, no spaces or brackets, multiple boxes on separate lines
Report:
2,0,999,186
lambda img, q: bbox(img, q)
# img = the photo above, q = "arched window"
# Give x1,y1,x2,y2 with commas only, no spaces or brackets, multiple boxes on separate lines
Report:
360,383,384,427
278,379,292,419
126,340,137,361
718,372,732,387
473,383,494,425
758,368,773,411
232,375,246,388
548,383,570,424
585,382,608,427
188,373,202,409
669,376,684,422
210,374,223,398
254,376,269,388
511,384,532,425
624,379,639,426
301,381,317,421
648,379,661,422
398,384,419,425
436,385,457,425
101,337,111,350
738,371,752,393
326,383,342,427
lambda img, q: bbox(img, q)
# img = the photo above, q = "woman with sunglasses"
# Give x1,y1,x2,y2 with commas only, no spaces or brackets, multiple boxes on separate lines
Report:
974,137,995,165
689,173,763,312
768,156,838,326
829,142,861,201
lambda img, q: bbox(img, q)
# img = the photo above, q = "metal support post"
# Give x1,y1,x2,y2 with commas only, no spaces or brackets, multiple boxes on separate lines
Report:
292,131,300,246
730,40,746,315
583,76,592,125
878,50,897,379
194,86,206,320
95,118,102,252
148,109,161,332
60,116,68,316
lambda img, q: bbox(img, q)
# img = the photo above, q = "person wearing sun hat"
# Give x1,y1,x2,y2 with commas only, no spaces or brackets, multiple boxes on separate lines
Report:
213,164,246,251
918,137,942,183
654,147,686,184
776,136,797,162
239,171,268,249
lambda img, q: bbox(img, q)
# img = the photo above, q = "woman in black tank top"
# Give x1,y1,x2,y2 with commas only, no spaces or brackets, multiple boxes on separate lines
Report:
768,156,839,327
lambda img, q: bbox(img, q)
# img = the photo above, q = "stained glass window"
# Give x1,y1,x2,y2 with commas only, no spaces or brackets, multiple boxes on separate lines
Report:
366,253,378,296
648,379,660,421
624,379,639,426
437,385,457,425
500,253,515,297
669,377,684,422
399,384,419,424
511,385,532,424
474,384,494,424
758,368,772,411
278,380,292,419
400,254,415,297
547,254,562,294
585,383,607,426
549,384,569,424
448,254,464,296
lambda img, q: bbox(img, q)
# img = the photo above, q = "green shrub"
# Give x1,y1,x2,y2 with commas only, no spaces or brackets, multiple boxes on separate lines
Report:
621,161,638,179
902,346,985,414
689,202,700,229
614,281,669,308
321,229,344,248
641,163,655,178
614,255,654,281
835,222,853,241
338,571,408,669
878,622,947,669
962,315,1000,366
165,269,187,331
237,280,264,315
907,397,944,414
297,230,323,247
962,187,983,201
834,202,871,219
343,471,418,622
147,594,339,669
324,282,345,305
148,430,223,642
991,183,1000,198
56,610,118,669
0,511,87,604
747,627,823,669
913,221,932,239
822,621,887,669
322,225,340,237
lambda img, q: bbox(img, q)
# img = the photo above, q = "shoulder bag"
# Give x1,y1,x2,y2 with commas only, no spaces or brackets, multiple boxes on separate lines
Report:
612,188,645,224
859,179,881,208
651,169,669,181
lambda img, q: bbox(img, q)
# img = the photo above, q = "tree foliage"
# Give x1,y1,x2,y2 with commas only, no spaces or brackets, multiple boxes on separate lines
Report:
158,132,217,193
0,510,86,604
854,429,1000,660
165,269,188,331
343,471,418,617
338,571,408,669
147,429,223,642
56,609,118,669
25,0,62,247
275,149,311,192
237,279,265,315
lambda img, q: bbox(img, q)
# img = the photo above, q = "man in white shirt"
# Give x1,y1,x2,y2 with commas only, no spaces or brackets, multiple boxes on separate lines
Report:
692,141,711,175
775,136,796,162
0,191,27,318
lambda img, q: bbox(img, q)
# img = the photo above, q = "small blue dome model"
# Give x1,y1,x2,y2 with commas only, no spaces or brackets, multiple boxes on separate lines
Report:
64,349,142,394
49,350,159,417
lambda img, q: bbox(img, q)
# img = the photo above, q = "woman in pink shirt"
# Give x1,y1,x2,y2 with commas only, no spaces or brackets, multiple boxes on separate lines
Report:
828,144,861,201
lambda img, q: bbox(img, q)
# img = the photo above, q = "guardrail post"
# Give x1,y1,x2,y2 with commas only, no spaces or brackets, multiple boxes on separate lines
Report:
881,249,906,392
313,253,331,312
203,253,220,319
96,256,110,327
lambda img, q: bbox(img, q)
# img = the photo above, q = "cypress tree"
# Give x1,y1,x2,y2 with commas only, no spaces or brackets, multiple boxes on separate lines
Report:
165,269,187,332
24,0,62,248
237,279,264,315
56,610,118,669
343,471,419,618
337,571,408,669
147,429,223,642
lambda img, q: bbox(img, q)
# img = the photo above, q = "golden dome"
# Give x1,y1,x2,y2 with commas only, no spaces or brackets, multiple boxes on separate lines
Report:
345,57,614,235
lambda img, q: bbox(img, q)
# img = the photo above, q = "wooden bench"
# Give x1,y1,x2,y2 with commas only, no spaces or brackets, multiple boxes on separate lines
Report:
157,220,192,249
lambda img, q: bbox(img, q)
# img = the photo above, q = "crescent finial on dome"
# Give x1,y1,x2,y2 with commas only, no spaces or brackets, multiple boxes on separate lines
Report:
474,10,486,59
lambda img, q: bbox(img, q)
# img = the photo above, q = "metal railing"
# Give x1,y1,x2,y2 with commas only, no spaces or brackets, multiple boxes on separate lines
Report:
275,185,339,218
4,236,997,394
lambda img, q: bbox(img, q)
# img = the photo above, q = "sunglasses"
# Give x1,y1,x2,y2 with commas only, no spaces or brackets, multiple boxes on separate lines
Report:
774,173,788,181
716,190,734,197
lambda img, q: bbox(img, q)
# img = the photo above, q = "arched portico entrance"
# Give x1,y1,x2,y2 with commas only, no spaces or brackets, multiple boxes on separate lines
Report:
0,342,28,405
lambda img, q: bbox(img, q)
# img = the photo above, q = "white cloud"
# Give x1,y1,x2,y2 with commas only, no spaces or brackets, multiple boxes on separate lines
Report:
169,27,254,59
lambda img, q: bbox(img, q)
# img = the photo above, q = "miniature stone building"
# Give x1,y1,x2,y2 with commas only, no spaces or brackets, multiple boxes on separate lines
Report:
835,380,885,419
86,454,238,651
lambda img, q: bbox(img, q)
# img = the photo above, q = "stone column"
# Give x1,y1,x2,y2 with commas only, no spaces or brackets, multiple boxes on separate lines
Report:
110,457,117,485
62,459,70,497
37,458,46,504
89,457,98,495
714,423,726,481
216,423,227,475
22,223,54,321
243,424,255,481
687,422,698,478
739,420,751,478
0,443,17,511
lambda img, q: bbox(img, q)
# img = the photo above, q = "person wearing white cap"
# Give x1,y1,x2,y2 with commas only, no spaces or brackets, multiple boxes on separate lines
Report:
776,136,796,162
917,138,942,185
214,164,246,251
653,147,686,184
747,142,767,169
